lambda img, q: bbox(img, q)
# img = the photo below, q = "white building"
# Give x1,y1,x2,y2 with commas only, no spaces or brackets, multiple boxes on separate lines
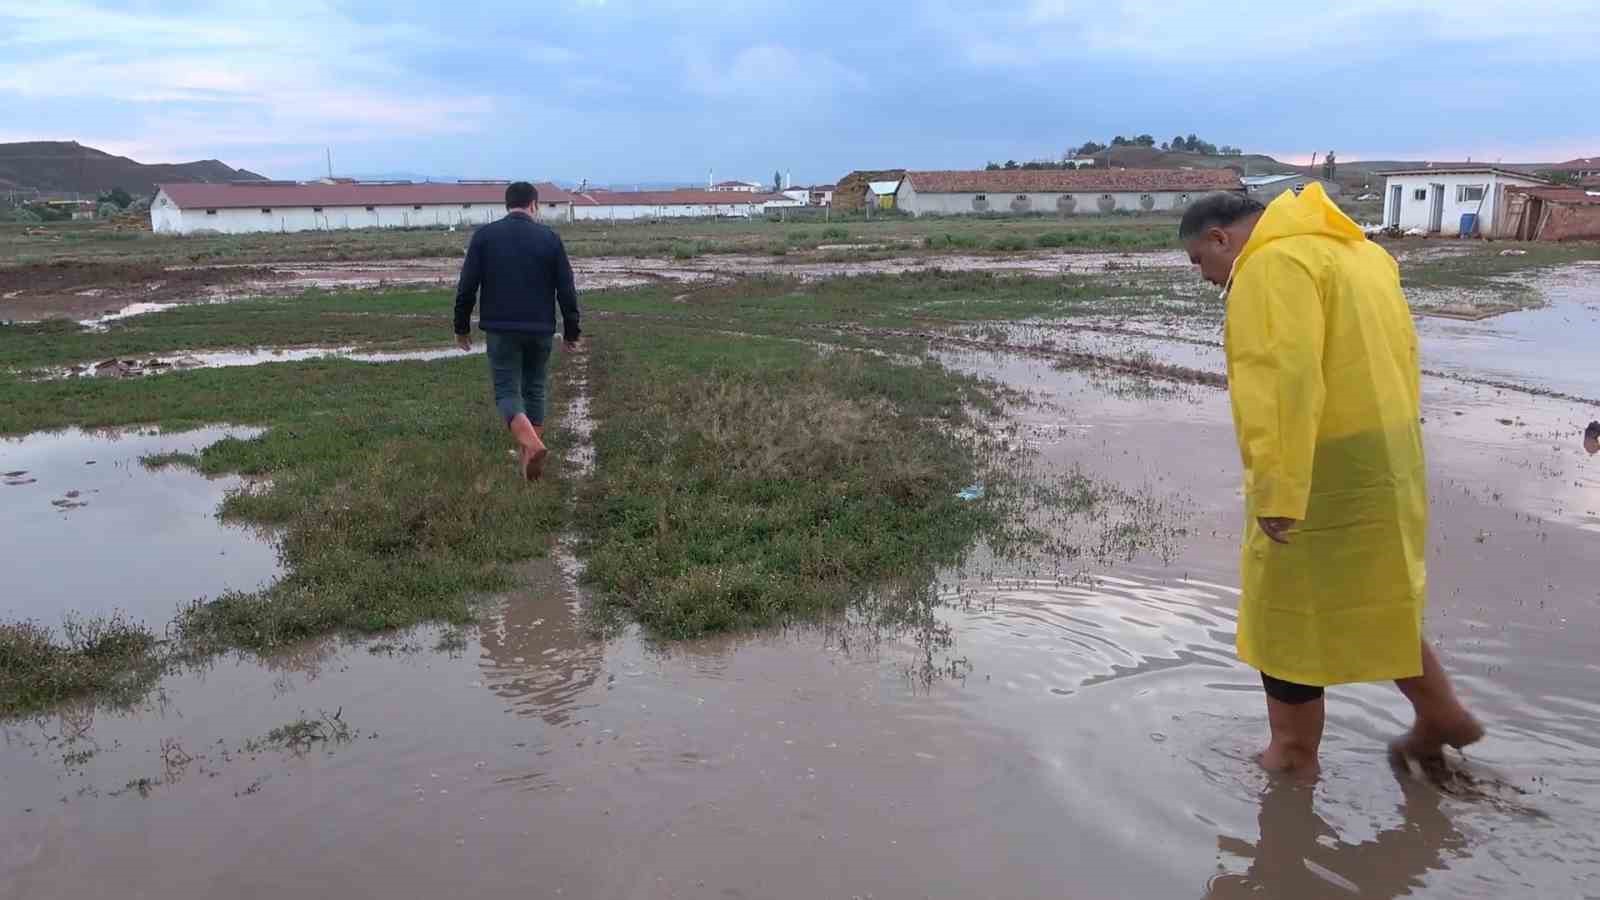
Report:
708,180,765,193
151,181,575,235
568,189,786,221
1380,167,1549,236
806,184,836,206
895,169,1243,217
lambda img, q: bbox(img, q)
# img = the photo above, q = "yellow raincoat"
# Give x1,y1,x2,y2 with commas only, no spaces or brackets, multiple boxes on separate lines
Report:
1225,183,1426,686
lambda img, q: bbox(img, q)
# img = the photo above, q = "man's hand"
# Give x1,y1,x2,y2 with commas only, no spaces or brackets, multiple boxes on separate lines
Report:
1258,517,1296,544
455,333,472,352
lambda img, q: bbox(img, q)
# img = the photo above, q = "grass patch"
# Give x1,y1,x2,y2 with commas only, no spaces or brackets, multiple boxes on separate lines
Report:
576,327,994,638
0,614,158,715
821,225,850,241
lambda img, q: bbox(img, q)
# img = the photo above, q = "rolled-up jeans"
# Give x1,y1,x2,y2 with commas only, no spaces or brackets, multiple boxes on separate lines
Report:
484,330,554,425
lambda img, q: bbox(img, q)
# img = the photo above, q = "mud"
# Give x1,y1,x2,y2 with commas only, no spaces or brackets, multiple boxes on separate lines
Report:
0,261,281,322
0,427,280,625
4,265,1600,897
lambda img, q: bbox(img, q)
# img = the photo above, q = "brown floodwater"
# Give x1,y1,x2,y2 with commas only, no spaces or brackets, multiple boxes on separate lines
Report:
4,274,1600,898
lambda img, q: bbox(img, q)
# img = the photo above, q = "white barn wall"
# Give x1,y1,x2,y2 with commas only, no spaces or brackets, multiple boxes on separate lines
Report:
153,189,573,235
1380,172,1545,235
899,188,1203,217
571,202,765,221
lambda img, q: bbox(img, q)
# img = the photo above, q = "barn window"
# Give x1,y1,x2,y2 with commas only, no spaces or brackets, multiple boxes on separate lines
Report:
261,207,272,213
205,209,217,215
1140,193,1153,202
1413,189,1427,201
312,207,323,213
413,205,423,211
365,206,376,212
975,194,987,202
1456,185,1485,202
462,203,473,209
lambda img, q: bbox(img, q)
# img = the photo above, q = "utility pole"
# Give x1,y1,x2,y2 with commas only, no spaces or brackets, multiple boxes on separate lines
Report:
327,147,334,180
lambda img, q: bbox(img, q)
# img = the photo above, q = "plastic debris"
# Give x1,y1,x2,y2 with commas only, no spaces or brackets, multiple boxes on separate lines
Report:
955,484,985,501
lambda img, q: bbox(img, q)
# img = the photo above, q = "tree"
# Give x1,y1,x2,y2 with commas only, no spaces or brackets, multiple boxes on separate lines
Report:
1322,151,1337,181
1160,141,1169,151
985,161,1002,171
1185,134,1200,152
98,187,133,209
1077,141,1106,157
1003,159,1019,170
1172,135,1186,152
1111,135,1128,146
97,202,121,219
1134,134,1155,147
773,170,783,192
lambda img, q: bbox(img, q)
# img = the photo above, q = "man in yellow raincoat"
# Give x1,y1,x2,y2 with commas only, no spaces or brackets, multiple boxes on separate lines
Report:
1180,186,1483,772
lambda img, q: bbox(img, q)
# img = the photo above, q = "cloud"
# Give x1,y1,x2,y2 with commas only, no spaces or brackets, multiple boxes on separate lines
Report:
0,0,494,161
684,44,864,102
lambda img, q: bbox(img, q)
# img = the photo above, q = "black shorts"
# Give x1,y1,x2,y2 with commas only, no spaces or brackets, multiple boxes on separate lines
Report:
1261,672,1324,705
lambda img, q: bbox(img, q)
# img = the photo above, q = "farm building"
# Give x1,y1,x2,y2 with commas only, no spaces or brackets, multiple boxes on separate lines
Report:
1498,186,1600,241
806,184,836,206
894,169,1243,217
1242,173,1342,200
1379,167,1549,236
151,181,575,234
866,180,901,210
568,189,787,221
709,180,765,193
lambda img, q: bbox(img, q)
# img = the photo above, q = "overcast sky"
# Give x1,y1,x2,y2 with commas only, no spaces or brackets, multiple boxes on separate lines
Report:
2,0,1595,184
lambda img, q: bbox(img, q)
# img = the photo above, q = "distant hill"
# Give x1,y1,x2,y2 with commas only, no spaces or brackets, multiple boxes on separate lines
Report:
0,141,266,200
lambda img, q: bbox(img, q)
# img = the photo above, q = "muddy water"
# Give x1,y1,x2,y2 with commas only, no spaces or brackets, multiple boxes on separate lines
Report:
0,427,280,626
31,343,478,380
1416,262,1600,401
5,306,1600,896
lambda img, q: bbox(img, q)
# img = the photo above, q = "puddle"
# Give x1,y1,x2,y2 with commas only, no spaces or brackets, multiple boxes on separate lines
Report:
0,426,280,625
1416,263,1600,402
35,344,479,380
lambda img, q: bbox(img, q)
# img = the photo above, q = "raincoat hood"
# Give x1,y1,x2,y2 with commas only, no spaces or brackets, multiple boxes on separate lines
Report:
1235,182,1364,273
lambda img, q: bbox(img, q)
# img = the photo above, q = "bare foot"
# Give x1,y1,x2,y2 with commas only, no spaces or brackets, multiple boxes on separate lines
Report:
1259,742,1320,776
521,443,549,481
1391,713,1484,762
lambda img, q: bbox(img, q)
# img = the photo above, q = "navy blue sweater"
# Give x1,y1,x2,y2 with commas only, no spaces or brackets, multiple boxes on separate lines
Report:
453,213,580,341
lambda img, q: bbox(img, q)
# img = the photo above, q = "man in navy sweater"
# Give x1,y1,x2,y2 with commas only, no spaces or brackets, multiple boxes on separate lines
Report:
454,181,581,480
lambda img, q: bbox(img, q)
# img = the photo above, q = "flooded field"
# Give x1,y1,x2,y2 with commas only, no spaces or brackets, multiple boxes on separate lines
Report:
3,255,1599,897
3,249,1188,324
0,426,280,626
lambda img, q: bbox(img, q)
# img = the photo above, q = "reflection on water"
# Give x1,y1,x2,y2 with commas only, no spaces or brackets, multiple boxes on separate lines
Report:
1207,767,1466,899
0,426,281,625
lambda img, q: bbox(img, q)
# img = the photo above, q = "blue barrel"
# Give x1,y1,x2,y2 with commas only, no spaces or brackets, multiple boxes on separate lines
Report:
1459,213,1478,236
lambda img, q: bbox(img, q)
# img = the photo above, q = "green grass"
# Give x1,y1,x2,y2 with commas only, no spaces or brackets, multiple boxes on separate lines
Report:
1,614,159,715
575,328,994,637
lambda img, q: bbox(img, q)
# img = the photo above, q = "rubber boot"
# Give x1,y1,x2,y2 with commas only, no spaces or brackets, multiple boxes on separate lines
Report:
508,414,549,481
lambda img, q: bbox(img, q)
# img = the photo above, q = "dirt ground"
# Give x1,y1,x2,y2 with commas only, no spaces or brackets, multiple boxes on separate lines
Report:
0,261,284,322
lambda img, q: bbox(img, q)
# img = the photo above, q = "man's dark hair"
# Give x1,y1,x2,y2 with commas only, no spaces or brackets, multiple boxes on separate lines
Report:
1586,421,1600,441
505,181,538,210
1178,192,1265,240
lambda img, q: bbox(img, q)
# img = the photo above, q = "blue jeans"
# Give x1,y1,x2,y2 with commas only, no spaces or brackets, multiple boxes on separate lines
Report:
485,331,554,425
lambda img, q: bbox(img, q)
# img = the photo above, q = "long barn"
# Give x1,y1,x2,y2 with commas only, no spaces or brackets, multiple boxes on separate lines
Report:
895,169,1244,217
151,181,576,235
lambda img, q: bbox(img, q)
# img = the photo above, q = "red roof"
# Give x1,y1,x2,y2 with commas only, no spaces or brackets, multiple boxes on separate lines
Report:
157,181,576,209
1507,186,1600,206
901,169,1242,194
573,189,788,207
